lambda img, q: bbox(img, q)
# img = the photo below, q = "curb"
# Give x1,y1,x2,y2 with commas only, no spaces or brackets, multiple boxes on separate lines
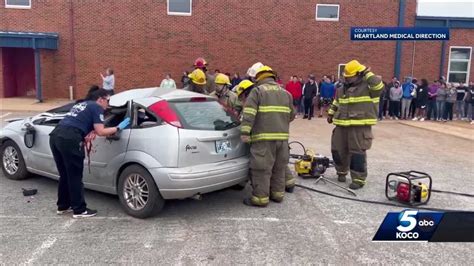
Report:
398,121,473,141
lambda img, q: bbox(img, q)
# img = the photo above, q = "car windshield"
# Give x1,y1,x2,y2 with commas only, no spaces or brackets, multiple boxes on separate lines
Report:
169,100,239,131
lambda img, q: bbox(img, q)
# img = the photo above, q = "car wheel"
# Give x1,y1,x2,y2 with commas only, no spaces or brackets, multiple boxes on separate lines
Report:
1,140,29,180
118,165,164,218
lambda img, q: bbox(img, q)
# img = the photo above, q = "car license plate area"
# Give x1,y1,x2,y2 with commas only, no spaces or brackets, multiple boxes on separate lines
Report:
216,140,231,153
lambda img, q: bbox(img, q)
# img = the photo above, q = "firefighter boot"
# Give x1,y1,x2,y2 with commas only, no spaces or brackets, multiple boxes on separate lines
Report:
243,196,269,207
337,174,347,182
270,192,284,203
349,182,364,189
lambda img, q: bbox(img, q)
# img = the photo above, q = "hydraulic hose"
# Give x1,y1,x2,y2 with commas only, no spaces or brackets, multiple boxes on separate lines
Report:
295,184,473,213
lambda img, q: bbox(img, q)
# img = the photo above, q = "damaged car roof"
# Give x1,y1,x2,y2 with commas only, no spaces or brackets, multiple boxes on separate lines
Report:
109,87,214,107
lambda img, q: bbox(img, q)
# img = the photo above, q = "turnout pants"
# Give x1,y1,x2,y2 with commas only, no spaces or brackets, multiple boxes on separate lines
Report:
331,126,373,186
249,140,289,205
49,126,87,214
285,166,296,189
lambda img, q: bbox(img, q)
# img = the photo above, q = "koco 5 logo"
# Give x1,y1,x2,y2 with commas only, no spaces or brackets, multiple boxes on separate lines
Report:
396,210,435,239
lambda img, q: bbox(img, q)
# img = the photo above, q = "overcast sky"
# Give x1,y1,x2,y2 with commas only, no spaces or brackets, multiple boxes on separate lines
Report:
417,0,474,18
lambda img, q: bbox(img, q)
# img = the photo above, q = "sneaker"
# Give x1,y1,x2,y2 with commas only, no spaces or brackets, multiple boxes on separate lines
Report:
412,117,418,121
57,207,73,215
308,117,312,120
471,121,474,125
303,115,308,119
395,117,399,120
73,208,97,218
420,118,425,122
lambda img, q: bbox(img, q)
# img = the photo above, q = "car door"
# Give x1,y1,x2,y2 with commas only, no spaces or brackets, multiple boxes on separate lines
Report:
28,116,63,177
83,102,132,190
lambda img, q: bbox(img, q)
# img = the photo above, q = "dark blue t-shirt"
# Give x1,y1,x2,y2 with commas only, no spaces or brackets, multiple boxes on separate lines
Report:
59,101,104,136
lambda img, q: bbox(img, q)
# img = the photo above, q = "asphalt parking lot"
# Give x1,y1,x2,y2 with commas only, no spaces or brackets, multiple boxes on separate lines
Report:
1,111,473,264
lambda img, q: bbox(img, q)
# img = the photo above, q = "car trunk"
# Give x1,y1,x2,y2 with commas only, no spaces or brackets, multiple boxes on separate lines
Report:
158,99,246,168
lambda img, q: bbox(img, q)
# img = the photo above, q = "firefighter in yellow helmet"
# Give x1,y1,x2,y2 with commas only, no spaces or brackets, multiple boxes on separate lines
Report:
327,60,384,189
238,76,296,193
210,73,242,115
240,65,295,207
187,68,207,94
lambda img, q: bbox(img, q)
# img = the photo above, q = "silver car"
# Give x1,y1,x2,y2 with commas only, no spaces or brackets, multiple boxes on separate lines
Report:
0,88,249,218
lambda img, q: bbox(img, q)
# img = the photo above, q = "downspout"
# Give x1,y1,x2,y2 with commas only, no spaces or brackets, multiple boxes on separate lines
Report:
439,19,449,80
394,0,406,79
411,41,416,78
33,38,43,102
69,0,77,99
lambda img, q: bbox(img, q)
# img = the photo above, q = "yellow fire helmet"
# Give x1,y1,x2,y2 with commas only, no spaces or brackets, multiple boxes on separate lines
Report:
235,79,255,97
255,65,276,81
188,68,207,85
215,73,231,85
343,60,367,77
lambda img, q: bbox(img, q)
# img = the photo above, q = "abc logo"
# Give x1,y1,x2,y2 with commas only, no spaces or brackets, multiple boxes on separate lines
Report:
418,219,434,226
395,210,436,239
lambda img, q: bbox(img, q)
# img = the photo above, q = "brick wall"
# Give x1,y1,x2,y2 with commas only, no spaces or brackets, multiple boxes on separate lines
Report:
1,0,472,98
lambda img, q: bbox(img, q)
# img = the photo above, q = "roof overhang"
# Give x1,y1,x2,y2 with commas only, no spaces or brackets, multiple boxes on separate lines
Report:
0,31,58,49
415,16,474,29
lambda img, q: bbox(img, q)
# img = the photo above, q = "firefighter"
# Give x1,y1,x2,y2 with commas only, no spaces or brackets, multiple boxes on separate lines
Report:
327,60,384,189
187,68,207,94
211,73,242,115
194,57,216,94
236,79,296,193
240,65,295,207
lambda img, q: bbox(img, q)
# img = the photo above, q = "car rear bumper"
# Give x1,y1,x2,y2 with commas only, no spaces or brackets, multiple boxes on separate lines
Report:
150,156,249,199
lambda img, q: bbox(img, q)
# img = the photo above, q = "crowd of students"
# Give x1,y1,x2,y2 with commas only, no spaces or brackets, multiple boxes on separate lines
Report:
380,77,474,124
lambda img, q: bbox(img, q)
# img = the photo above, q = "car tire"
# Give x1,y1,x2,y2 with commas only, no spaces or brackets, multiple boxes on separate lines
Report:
1,140,29,180
118,165,164,218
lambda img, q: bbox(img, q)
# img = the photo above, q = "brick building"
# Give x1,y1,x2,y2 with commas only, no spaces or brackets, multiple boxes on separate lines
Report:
0,0,473,100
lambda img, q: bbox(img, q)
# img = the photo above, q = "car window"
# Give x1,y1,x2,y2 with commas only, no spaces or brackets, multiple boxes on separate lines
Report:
134,106,160,128
169,101,239,131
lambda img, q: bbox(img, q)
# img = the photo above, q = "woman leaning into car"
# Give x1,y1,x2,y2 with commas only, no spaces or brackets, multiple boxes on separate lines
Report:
49,88,130,218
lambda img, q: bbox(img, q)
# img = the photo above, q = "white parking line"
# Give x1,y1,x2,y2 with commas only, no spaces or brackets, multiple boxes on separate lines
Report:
24,219,76,265
218,217,281,222
0,112,11,119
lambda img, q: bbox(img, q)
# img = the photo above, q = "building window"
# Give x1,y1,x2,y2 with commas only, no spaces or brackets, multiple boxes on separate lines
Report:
5,0,31,9
167,0,192,16
316,4,339,21
447,46,472,84
338,64,346,80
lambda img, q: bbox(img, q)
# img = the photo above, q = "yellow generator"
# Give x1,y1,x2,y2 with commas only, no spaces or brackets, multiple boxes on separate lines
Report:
289,141,332,178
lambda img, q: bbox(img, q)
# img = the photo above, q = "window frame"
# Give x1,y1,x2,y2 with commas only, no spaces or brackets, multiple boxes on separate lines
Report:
338,64,346,80
167,0,192,16
5,0,31,9
315,4,340,21
447,46,472,84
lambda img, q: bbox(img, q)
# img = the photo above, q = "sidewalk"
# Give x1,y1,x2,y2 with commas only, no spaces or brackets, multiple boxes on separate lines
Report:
398,120,474,141
0,98,71,112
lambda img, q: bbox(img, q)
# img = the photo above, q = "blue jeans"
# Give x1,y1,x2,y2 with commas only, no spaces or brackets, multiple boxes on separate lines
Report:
436,100,445,120
378,99,388,119
427,99,437,120
456,100,465,118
